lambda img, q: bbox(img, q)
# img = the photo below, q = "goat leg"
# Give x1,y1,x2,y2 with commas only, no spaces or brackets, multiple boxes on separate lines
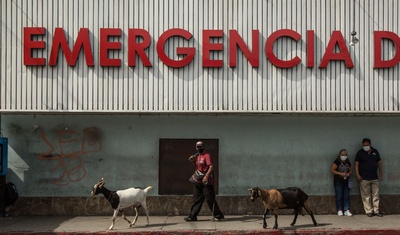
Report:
310,212,318,226
109,209,119,230
120,209,132,227
142,203,150,226
131,207,139,226
262,208,269,229
291,211,298,226
303,203,318,226
273,212,278,229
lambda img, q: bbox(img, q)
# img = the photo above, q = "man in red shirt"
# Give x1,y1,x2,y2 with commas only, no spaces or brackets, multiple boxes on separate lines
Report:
185,141,224,221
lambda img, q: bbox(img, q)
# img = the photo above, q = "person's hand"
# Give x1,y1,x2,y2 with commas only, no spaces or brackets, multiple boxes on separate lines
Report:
202,175,208,185
379,173,383,180
356,174,363,181
188,155,196,161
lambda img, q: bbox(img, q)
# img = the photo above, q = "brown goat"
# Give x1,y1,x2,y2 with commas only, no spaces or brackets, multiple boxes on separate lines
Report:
249,187,318,229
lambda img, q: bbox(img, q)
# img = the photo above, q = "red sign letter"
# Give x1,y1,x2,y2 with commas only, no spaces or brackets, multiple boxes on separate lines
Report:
374,31,400,68
100,28,122,67
157,29,195,68
229,30,259,67
24,27,46,66
49,28,94,66
266,29,301,68
307,30,315,68
202,30,224,67
128,29,152,67
320,31,354,68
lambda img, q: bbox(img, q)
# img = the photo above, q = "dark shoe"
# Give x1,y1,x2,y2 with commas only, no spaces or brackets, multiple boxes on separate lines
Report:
213,215,225,221
366,213,374,217
375,212,383,217
184,217,197,222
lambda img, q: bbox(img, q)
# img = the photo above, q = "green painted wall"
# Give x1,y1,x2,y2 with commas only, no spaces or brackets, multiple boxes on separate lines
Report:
1,114,399,196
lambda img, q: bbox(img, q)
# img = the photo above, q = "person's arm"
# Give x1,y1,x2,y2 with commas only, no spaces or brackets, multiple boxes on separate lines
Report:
331,163,347,177
348,165,352,176
203,165,213,184
188,155,197,166
378,160,383,180
331,163,339,175
355,161,363,181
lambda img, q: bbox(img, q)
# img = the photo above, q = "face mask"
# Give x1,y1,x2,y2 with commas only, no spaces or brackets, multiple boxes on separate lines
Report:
197,148,204,153
363,146,371,152
340,156,348,161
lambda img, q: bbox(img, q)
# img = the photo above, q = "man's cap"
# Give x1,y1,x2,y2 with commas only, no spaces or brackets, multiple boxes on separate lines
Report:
196,141,204,147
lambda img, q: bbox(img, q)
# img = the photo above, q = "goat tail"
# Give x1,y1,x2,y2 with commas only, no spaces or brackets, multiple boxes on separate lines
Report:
143,186,153,194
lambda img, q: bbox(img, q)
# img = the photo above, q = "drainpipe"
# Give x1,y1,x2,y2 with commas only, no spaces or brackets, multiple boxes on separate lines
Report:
0,117,4,214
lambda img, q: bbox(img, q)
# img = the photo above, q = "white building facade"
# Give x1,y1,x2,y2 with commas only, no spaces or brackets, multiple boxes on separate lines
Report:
1,0,400,215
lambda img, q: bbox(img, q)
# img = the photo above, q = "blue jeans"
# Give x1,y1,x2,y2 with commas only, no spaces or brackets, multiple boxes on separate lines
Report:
334,179,350,211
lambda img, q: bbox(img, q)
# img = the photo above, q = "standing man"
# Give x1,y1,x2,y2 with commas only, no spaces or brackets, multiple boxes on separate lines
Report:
355,138,383,217
185,141,224,221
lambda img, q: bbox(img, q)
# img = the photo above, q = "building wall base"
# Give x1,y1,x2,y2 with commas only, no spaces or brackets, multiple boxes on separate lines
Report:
11,195,400,216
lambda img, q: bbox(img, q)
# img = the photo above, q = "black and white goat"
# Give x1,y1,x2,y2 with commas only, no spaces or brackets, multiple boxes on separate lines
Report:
91,178,153,230
249,187,318,229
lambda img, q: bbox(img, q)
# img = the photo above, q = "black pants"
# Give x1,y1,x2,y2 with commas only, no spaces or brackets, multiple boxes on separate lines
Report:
188,183,224,218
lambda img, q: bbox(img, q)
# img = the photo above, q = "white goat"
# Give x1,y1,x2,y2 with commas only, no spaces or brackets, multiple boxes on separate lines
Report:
91,178,153,230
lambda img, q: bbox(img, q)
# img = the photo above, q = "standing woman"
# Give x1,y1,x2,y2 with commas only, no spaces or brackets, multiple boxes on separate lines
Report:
331,149,353,216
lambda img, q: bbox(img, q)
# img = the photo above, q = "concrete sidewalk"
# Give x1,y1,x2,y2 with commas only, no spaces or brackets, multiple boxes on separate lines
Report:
1,214,400,235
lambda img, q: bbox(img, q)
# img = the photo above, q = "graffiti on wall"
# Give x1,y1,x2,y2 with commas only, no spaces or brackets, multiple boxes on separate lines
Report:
38,127,102,185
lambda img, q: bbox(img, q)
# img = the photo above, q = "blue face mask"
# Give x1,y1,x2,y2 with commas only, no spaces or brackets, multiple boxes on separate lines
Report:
363,146,371,152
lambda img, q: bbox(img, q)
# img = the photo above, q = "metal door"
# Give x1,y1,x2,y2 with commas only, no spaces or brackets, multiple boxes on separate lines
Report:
159,139,219,195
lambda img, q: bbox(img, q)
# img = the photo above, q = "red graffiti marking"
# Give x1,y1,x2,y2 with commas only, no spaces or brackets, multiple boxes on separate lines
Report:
82,127,103,154
38,127,102,186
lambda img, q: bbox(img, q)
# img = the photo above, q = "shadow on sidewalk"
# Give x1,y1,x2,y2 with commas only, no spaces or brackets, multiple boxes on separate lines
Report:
0,216,72,232
222,215,261,223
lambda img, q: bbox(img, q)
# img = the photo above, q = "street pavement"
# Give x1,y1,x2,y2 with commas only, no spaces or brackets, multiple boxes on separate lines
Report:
1,214,400,234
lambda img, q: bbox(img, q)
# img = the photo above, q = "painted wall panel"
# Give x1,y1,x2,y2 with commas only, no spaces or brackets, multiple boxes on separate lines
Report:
1,0,400,113
2,114,400,196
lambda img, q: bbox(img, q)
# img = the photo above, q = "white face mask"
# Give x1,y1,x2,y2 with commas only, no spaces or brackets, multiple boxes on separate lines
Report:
363,146,371,152
340,156,348,161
